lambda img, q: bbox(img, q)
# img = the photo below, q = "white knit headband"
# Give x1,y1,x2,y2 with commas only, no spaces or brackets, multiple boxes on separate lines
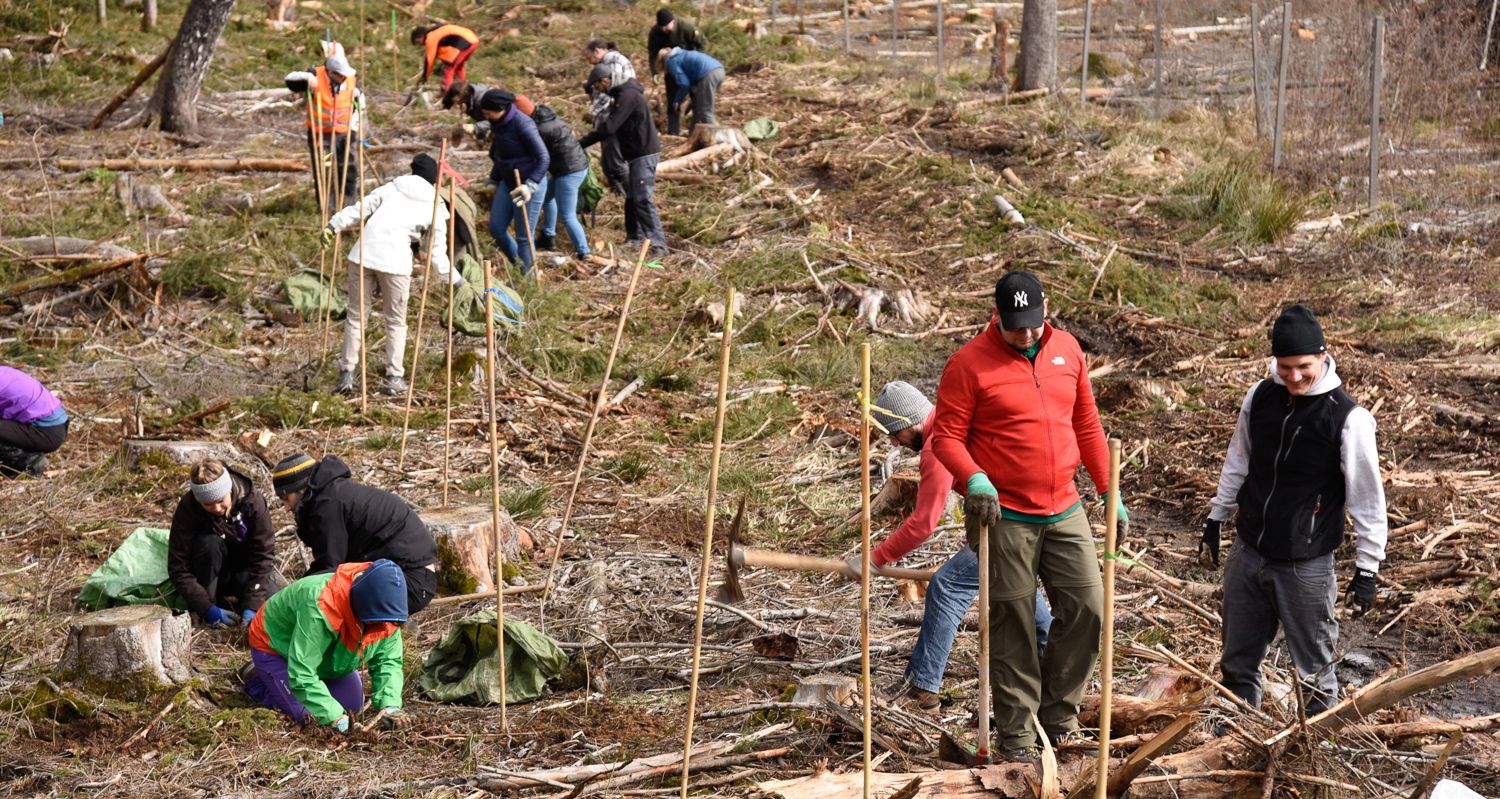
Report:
191,470,232,503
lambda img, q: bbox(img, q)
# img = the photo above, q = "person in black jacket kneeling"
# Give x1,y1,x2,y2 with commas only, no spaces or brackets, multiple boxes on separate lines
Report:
271,453,439,614
168,459,278,627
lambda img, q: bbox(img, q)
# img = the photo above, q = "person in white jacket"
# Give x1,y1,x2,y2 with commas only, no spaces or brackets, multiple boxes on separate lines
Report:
1199,304,1387,716
323,154,464,395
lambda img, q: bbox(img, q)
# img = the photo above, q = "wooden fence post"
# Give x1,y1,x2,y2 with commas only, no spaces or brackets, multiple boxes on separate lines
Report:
1250,0,1263,137
1272,2,1291,169
1368,16,1383,209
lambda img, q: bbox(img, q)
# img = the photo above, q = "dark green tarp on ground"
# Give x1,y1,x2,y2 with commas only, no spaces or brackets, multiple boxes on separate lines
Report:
78,527,186,610
283,268,348,322
418,609,567,705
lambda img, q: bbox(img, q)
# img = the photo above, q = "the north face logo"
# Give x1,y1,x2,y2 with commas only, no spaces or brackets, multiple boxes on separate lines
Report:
1052,356,1065,365
1014,291,1029,307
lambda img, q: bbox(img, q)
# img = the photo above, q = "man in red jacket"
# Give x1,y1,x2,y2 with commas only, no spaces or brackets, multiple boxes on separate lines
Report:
930,271,1126,763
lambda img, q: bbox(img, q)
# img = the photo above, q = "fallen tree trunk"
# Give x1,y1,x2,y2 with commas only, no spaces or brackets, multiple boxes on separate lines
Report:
656,143,738,175
0,254,150,299
91,40,174,129
1345,713,1500,740
3,236,138,260
56,157,307,173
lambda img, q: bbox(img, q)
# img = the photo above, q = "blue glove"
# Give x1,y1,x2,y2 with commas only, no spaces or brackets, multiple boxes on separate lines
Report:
330,714,350,734
241,608,257,625
202,605,230,627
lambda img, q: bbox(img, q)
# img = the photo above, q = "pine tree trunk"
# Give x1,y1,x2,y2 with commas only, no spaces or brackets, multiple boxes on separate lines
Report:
147,0,237,134
1017,0,1057,91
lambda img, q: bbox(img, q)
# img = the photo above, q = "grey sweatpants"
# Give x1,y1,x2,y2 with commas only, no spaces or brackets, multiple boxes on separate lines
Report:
689,67,725,129
1220,539,1340,715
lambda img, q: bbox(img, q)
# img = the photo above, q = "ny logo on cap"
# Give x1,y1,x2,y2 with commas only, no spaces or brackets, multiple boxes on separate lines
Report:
1014,291,1029,308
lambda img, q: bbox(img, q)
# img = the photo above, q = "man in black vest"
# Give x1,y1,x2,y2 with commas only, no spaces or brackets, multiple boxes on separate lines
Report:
1199,304,1387,714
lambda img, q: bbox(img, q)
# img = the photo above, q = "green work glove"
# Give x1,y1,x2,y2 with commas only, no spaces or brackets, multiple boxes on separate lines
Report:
964,473,1001,552
1104,496,1129,548
320,227,335,249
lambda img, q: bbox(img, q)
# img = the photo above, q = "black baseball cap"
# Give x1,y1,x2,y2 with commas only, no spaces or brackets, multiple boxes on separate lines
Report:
994,271,1046,330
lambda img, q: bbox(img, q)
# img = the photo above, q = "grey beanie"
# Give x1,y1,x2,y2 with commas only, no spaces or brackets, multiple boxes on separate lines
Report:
871,381,933,434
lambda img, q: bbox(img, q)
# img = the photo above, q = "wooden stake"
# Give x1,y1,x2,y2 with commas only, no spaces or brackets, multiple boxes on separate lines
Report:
1272,2,1291,169
442,176,457,506
1249,1,1264,138
357,126,369,412
679,286,737,799
1368,16,1383,210
483,258,508,730
858,342,873,799
398,140,450,470
977,520,990,765
542,241,650,599
1094,438,1122,799
513,169,542,284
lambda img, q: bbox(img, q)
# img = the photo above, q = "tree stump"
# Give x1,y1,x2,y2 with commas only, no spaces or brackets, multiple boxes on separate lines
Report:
119,438,272,494
423,505,533,596
57,605,191,699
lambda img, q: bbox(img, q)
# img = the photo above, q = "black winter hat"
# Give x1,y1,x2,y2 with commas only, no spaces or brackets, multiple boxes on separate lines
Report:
656,8,675,26
411,153,439,185
479,88,515,113
349,560,409,623
271,453,316,497
1271,303,1327,357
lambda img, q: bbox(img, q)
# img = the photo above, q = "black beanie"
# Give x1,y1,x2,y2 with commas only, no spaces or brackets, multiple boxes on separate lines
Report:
271,453,316,497
1271,304,1327,357
411,153,439,185
656,8,674,26
479,88,515,113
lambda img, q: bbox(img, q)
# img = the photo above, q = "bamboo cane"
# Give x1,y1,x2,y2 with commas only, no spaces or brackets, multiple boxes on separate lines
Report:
398,140,449,470
978,520,990,765
357,124,369,412
483,258,508,730
442,176,457,506
306,91,333,352
313,92,329,214
1094,438,1123,799
512,169,542,285
858,342,873,799
327,104,356,354
391,11,399,92
542,241,649,600
679,286,737,799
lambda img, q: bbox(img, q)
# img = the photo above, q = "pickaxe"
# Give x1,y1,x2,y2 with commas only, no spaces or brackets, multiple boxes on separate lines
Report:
716,502,936,605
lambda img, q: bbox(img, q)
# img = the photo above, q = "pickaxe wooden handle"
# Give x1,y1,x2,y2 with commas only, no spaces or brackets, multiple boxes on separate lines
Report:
730,545,935,582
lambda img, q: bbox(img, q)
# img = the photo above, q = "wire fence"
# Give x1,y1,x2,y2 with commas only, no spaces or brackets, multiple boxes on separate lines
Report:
722,0,1500,223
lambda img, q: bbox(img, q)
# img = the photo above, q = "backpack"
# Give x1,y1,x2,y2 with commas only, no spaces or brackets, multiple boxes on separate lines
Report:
578,160,606,226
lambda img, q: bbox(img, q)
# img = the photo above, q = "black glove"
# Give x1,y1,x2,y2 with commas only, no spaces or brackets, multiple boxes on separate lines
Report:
1346,568,1378,615
964,496,1002,552
1199,519,1221,567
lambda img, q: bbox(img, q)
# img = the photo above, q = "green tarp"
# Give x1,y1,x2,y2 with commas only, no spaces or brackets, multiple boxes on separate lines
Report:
743,117,780,142
283,268,348,322
78,527,185,610
418,609,568,706
450,253,525,337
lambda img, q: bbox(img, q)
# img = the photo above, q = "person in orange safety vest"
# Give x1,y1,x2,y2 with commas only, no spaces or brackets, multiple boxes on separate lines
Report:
285,52,363,214
412,23,480,91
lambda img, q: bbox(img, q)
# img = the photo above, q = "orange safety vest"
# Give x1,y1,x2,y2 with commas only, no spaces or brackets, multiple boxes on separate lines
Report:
424,24,479,70
307,66,357,135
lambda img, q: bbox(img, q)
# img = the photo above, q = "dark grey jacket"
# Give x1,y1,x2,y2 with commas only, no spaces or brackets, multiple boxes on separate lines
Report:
531,105,590,176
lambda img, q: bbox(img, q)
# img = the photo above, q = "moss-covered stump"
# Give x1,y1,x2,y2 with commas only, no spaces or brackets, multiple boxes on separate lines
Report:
57,605,191,699
424,505,532,596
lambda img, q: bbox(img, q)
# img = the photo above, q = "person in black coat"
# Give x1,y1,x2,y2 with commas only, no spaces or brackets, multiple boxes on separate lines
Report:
167,460,278,627
531,105,592,258
271,453,438,614
578,75,666,255
479,89,551,276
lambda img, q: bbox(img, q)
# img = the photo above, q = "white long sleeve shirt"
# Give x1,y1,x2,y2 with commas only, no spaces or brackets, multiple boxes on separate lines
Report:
327,175,458,283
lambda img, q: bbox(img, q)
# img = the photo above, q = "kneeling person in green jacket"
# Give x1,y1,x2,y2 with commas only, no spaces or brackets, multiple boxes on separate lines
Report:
245,559,410,732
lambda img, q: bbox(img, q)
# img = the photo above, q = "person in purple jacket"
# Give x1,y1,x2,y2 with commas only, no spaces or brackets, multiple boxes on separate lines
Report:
479,89,550,276
0,366,68,477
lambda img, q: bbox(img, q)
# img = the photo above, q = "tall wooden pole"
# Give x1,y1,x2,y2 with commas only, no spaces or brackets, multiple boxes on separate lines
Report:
1094,438,1123,799
1250,0,1265,138
977,521,991,765
512,169,542,284
357,122,369,412
1272,2,1291,169
1368,16,1383,210
1079,0,1092,101
484,258,508,730
442,177,456,506
858,342,873,799
398,140,449,469
679,286,737,799
1152,0,1164,116
543,241,650,599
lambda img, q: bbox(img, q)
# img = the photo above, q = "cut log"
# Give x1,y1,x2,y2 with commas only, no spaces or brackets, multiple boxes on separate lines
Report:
119,439,272,492
0,254,149,299
56,157,307,173
2,236,137,260
790,673,857,706
656,143,739,175
686,124,751,153
422,504,532,596
1346,713,1500,740
57,605,191,699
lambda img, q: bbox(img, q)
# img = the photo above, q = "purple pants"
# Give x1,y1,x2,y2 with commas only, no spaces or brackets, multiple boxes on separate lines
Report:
244,649,362,724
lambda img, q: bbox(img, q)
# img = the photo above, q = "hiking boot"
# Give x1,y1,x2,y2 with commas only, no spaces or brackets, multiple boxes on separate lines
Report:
383,375,409,396
236,661,257,686
334,370,356,394
534,233,557,252
1048,729,1100,757
1000,745,1040,764
883,681,941,711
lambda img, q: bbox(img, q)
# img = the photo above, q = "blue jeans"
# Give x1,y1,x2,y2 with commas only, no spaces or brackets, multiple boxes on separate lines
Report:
541,169,590,257
488,175,550,273
904,546,1052,694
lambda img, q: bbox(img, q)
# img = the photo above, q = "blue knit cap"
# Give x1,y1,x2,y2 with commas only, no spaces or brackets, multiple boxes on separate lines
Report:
349,560,409,623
